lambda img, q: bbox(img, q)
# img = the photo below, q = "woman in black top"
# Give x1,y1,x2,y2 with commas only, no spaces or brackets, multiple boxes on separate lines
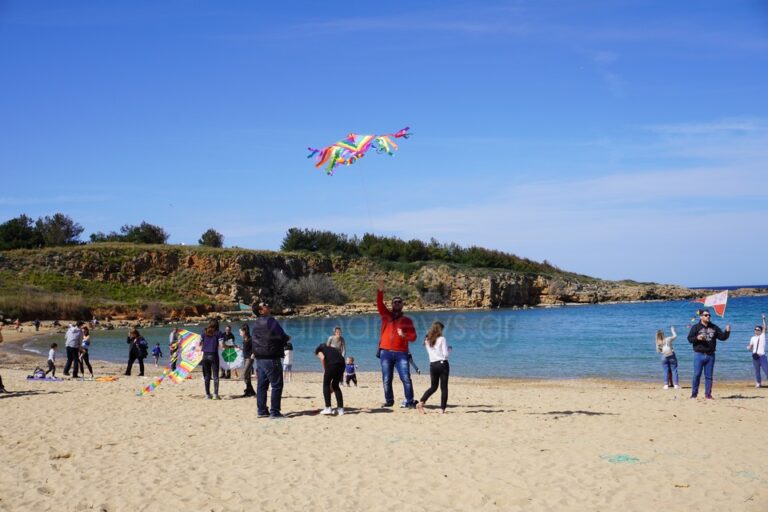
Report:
241,324,255,397
315,343,345,416
125,329,147,376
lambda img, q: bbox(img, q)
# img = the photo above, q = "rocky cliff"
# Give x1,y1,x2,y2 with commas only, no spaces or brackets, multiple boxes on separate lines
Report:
0,244,698,320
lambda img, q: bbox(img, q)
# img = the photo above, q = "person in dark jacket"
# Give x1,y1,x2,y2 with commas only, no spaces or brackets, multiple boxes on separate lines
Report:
687,309,731,399
251,302,291,418
240,324,255,397
200,319,224,400
125,329,147,376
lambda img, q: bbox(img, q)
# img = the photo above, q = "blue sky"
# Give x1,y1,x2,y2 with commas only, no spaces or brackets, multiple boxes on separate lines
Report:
1,1,767,287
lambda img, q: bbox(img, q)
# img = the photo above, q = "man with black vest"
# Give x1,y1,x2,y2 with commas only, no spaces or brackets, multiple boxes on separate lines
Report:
251,302,291,418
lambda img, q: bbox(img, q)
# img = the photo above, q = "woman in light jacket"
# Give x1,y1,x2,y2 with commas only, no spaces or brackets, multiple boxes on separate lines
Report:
656,326,678,389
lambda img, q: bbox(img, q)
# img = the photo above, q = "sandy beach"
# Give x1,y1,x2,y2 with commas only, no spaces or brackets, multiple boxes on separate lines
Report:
1,328,767,512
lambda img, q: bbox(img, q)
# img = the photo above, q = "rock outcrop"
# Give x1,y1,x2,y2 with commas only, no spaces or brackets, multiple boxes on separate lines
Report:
0,244,699,319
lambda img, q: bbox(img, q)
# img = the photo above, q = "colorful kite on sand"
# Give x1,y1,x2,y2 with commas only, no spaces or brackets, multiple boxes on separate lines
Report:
220,345,243,371
136,329,202,396
307,127,411,175
692,290,729,317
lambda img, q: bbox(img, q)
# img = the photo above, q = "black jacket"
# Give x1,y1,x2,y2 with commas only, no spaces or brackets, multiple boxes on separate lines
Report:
687,322,729,354
251,316,290,359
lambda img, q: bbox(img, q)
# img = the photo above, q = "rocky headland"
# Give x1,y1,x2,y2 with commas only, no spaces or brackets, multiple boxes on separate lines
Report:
0,244,759,322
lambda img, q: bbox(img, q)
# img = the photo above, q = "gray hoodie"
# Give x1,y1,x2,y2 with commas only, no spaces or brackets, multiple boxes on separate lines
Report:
65,325,83,349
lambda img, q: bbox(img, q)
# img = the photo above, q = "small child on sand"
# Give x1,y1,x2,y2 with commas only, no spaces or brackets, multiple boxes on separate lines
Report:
345,357,358,387
45,343,58,378
283,342,294,383
152,343,163,367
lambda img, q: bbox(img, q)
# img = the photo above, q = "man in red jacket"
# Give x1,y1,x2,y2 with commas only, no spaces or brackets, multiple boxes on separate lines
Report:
377,279,417,407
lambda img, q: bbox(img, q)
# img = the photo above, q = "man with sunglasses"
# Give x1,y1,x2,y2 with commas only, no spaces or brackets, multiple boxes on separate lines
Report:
687,309,731,399
746,313,767,388
376,278,418,408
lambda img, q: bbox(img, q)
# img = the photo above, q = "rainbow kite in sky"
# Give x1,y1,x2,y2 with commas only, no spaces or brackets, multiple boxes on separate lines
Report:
307,127,411,175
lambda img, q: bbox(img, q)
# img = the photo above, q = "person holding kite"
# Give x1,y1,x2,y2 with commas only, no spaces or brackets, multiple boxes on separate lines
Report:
376,278,418,408
687,309,730,399
747,313,767,388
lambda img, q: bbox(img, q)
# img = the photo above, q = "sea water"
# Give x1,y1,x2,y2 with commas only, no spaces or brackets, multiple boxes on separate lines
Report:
23,295,768,381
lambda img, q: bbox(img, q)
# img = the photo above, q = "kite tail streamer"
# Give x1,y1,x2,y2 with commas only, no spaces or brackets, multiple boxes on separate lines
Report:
391,126,411,139
136,366,172,396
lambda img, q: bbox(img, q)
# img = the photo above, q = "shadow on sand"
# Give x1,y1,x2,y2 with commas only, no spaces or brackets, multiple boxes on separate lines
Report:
0,389,68,400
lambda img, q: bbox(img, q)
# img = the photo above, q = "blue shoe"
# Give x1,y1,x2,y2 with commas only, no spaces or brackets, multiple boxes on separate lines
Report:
400,400,417,409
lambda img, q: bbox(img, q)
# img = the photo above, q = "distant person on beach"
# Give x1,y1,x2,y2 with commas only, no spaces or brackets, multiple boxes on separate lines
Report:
655,326,679,389
152,343,163,367
345,357,358,387
252,302,291,418
63,321,84,378
747,313,767,388
45,343,58,378
315,342,346,415
376,279,417,408
200,319,224,400
0,327,5,392
283,342,294,383
241,324,255,397
687,309,730,399
220,325,236,379
80,326,94,379
327,326,346,357
34,319,40,332
169,327,180,371
417,321,452,414
124,329,148,377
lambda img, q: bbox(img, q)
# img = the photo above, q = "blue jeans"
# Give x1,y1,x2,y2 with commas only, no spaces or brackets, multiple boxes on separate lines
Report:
752,354,768,384
661,354,679,386
380,350,414,405
691,352,715,397
255,358,283,416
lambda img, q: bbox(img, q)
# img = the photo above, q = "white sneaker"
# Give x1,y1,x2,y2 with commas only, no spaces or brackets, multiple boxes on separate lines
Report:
320,407,333,415
756,383,762,388
674,385,680,389
336,407,344,416
663,385,669,390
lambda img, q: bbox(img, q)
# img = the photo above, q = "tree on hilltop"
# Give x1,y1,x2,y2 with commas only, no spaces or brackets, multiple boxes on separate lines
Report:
89,221,169,244
0,214,42,250
35,213,83,246
199,228,224,248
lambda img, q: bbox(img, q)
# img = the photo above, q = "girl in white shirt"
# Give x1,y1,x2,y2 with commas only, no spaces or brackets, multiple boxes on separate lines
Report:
416,321,451,414
655,326,678,389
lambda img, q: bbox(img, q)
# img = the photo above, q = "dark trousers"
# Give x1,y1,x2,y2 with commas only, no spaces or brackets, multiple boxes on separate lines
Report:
45,360,56,377
201,352,220,396
323,364,345,408
81,350,93,376
125,353,145,376
255,358,283,416
420,360,450,410
345,374,357,386
64,347,80,377
243,358,255,395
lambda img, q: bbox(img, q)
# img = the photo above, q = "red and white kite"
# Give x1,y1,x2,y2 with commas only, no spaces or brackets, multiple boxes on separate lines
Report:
693,290,728,317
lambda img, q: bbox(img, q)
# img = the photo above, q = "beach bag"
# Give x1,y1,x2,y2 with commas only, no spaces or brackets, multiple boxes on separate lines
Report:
138,339,149,359
32,367,45,379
